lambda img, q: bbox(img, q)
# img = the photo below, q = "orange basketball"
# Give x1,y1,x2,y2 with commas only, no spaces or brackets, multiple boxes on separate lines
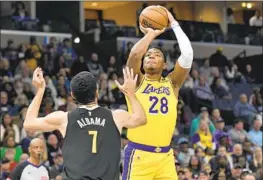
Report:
139,5,168,30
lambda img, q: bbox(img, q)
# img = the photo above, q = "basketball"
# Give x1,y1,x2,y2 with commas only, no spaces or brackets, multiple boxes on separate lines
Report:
139,5,168,30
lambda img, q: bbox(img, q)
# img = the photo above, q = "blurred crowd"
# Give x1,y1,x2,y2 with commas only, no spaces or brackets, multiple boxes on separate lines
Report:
0,35,262,180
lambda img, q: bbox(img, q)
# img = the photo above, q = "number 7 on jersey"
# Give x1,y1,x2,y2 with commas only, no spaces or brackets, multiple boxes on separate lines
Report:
88,131,98,153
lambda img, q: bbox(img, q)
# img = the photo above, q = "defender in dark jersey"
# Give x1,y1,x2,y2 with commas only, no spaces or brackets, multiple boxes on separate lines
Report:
23,67,147,180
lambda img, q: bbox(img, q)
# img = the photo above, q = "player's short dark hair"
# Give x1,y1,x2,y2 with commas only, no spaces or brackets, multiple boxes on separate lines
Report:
70,71,97,104
147,47,167,62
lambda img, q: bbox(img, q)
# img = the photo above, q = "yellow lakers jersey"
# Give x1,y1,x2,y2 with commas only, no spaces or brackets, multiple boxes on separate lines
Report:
126,76,178,146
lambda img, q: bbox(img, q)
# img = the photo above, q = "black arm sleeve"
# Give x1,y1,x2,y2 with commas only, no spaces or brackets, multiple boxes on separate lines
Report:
10,162,27,180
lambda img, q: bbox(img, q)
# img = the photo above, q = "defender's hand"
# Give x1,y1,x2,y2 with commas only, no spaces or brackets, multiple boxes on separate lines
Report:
139,25,165,37
115,67,138,96
32,67,46,90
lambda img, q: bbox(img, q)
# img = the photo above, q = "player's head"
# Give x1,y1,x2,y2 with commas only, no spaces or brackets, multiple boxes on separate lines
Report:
143,47,166,75
70,71,98,105
29,138,45,160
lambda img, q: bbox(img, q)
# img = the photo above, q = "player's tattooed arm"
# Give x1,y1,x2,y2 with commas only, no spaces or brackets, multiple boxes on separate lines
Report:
24,67,67,133
165,9,193,89
126,26,165,85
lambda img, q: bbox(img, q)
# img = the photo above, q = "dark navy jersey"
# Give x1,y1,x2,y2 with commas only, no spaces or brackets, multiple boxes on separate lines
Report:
62,106,121,180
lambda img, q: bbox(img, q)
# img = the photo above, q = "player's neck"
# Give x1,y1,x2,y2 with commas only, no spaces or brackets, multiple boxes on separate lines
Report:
145,73,162,81
87,101,97,106
80,101,98,108
28,157,42,166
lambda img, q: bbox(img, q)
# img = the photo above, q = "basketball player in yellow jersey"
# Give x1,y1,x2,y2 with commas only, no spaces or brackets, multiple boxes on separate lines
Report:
122,8,193,180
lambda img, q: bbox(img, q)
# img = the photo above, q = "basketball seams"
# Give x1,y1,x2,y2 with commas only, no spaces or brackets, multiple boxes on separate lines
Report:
148,8,168,25
140,14,164,28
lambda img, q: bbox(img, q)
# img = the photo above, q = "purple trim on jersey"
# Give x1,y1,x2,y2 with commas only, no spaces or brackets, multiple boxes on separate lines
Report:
122,146,135,180
26,160,43,168
128,141,171,153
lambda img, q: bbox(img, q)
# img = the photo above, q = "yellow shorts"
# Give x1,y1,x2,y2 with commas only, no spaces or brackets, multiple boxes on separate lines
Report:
122,142,178,180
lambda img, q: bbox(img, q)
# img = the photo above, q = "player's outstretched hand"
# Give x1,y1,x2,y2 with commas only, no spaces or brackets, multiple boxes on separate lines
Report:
139,25,165,37
32,67,46,90
115,67,138,96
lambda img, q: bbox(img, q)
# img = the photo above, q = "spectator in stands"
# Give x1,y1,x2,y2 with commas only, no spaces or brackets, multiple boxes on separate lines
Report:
189,155,202,178
57,38,77,67
14,61,32,85
219,133,233,152
248,116,262,147
249,147,262,179
228,119,250,145
213,115,231,146
23,82,34,101
13,2,29,18
177,137,195,168
203,147,215,164
227,8,236,24
0,135,23,163
107,72,118,91
107,56,117,74
98,80,115,107
242,173,256,180
183,167,193,180
190,107,216,137
20,130,35,154
200,59,211,79
111,76,126,108
209,148,231,175
243,140,254,163
0,58,13,78
46,134,59,166
19,153,29,164
244,64,255,83
195,147,205,163
249,88,262,112
121,41,134,65
192,118,216,151
180,75,194,107
211,77,232,99
209,67,230,91
209,47,228,69
234,94,257,127
198,170,210,180
211,109,222,123
193,76,214,110
0,113,20,143
1,81,17,104
1,159,11,180
87,53,104,79
224,61,243,83
229,163,242,180
177,169,185,180
230,144,249,170
49,152,63,179
70,56,88,77
249,10,262,27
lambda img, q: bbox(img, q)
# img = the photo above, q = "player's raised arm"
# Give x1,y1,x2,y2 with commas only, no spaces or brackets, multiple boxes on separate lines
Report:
166,9,194,89
113,67,147,129
127,26,165,84
23,67,67,133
